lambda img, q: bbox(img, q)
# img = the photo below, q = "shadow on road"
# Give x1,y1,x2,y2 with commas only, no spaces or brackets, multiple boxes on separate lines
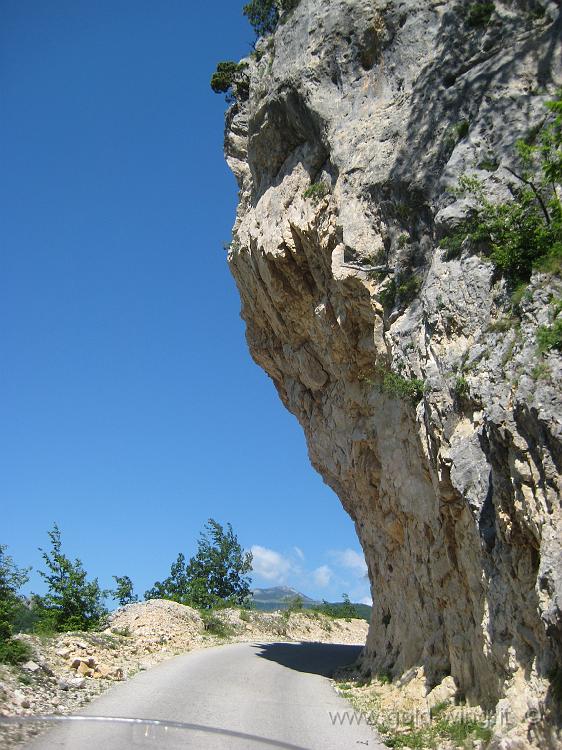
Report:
253,641,362,677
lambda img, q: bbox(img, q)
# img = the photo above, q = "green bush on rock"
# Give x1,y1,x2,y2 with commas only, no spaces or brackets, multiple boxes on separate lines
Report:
440,92,562,284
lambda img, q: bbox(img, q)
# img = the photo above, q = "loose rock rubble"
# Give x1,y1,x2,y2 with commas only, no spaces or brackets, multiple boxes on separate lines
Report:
0,599,368,748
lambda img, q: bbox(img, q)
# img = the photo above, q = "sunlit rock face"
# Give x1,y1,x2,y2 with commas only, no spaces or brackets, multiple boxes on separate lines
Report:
222,0,561,744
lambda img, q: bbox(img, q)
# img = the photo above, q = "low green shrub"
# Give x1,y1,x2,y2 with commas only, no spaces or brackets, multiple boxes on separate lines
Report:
379,273,421,311
0,638,32,666
537,318,562,352
383,717,492,749
440,92,562,283
201,612,232,638
381,370,425,404
377,671,392,685
453,376,470,401
303,181,330,202
465,2,495,28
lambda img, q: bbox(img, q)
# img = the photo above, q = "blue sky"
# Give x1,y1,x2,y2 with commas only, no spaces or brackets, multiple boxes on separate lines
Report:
0,0,370,607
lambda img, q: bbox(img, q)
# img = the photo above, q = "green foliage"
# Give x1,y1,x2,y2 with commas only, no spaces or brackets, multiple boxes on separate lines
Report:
145,552,190,602
379,273,421,311
380,369,426,404
383,717,492,749
0,545,32,663
537,317,562,352
429,701,449,719
478,157,499,172
339,593,358,621
111,575,138,607
185,519,253,609
441,92,562,283
210,61,248,99
243,0,278,37
453,376,470,401
0,637,32,665
287,595,304,612
531,361,550,380
465,3,495,28
360,365,426,405
303,181,330,202
145,519,252,610
314,595,360,620
201,611,233,638
11,598,40,634
243,0,300,38
446,120,470,148
34,524,108,633
0,545,30,640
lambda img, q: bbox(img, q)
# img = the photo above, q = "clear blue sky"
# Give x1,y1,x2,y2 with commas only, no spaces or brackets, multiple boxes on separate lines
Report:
0,0,370,606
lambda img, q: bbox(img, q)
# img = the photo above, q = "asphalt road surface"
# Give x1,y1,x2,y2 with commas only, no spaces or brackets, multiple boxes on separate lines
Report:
21,641,386,749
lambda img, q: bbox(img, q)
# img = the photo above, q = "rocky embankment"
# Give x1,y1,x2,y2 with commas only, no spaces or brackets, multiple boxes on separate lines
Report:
222,0,562,747
0,599,368,747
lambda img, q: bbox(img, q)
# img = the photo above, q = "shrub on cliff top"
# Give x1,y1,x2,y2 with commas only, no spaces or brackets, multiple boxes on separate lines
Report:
243,0,278,37
243,0,301,38
465,3,495,28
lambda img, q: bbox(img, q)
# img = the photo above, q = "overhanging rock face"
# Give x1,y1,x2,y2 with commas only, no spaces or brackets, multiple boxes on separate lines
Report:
222,0,562,743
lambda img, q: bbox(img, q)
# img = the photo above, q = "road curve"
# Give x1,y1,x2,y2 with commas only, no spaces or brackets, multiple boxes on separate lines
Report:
22,641,386,749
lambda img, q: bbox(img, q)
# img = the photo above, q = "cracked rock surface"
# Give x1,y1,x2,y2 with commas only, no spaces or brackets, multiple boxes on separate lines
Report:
223,0,562,745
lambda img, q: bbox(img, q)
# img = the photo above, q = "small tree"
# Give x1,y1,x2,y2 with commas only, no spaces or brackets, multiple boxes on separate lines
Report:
287,594,304,612
35,524,108,632
243,0,279,37
340,593,359,621
145,552,190,602
0,545,32,664
112,575,138,606
185,519,253,609
242,0,300,38
210,61,248,99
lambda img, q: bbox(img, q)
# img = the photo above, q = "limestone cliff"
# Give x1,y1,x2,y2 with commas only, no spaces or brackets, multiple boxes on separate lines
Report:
222,0,562,745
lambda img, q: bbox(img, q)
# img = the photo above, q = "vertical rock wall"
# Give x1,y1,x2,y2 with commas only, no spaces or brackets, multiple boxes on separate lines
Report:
222,0,562,742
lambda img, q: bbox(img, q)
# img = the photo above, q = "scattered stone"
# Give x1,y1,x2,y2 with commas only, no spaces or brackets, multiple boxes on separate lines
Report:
21,661,41,673
426,676,457,708
58,677,86,691
76,662,93,677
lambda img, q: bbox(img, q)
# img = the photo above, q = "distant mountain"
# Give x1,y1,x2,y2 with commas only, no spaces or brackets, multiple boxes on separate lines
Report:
250,586,372,621
251,586,320,611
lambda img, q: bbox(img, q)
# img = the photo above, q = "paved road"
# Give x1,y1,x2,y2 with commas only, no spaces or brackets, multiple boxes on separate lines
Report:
22,641,385,749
